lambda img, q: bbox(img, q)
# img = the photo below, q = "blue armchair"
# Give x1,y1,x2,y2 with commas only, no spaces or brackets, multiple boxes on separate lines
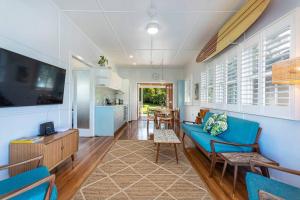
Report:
246,160,300,200
0,156,57,200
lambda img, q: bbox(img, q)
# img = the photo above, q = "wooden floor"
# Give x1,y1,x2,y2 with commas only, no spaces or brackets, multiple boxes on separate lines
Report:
54,136,114,200
55,120,248,200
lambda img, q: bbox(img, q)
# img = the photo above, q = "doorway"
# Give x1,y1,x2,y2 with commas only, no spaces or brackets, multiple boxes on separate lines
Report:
71,56,95,137
137,83,173,120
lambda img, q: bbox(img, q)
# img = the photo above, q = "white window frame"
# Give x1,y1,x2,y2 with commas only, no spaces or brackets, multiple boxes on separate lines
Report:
207,63,215,104
261,15,295,119
240,34,262,115
225,48,240,111
214,56,226,109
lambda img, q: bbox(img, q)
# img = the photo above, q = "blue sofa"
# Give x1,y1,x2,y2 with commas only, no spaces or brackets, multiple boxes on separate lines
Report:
246,160,300,200
181,112,261,176
0,156,57,200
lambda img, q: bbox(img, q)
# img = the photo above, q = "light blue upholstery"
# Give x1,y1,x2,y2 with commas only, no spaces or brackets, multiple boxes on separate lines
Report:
181,123,205,136
218,116,259,148
0,166,58,200
181,112,259,153
246,172,300,200
190,131,244,153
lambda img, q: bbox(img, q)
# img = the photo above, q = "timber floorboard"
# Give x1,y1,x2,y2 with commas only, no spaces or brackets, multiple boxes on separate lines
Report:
54,136,114,200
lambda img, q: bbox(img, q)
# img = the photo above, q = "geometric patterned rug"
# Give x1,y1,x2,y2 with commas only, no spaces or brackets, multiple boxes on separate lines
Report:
73,140,214,200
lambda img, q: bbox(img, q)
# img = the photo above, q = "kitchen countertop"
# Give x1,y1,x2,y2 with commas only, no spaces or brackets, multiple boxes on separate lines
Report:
95,104,127,107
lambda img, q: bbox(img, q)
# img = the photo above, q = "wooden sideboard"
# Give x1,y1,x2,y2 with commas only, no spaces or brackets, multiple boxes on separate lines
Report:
9,129,79,176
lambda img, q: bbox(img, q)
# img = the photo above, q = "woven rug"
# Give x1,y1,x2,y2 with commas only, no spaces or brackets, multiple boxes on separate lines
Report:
73,140,213,200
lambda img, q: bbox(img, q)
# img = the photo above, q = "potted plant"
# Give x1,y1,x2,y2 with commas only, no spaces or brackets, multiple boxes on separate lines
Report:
98,55,108,67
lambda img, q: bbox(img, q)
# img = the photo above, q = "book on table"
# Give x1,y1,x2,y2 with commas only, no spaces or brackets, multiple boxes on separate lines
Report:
11,136,44,144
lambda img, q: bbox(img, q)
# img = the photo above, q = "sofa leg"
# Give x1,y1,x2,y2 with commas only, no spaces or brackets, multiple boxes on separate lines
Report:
209,153,217,177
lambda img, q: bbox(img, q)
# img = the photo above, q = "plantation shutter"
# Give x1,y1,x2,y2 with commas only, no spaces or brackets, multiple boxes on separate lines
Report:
241,44,259,105
215,63,225,104
263,26,291,106
200,71,207,103
207,66,215,103
226,56,238,104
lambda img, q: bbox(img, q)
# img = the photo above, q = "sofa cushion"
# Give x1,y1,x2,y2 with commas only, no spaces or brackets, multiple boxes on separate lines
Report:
190,131,245,153
0,166,58,200
181,123,205,136
218,116,259,146
246,172,300,200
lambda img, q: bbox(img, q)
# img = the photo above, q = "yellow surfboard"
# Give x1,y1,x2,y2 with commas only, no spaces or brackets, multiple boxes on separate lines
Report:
196,0,271,63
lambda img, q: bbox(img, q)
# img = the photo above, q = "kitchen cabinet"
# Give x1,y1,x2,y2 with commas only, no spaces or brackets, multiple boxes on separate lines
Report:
95,105,128,136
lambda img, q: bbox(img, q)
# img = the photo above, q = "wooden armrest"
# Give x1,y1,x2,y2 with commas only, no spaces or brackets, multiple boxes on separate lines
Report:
210,140,259,153
0,174,55,200
250,160,300,176
0,155,43,171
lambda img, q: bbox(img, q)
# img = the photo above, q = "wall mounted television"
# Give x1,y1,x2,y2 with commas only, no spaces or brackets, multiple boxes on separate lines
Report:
0,48,66,108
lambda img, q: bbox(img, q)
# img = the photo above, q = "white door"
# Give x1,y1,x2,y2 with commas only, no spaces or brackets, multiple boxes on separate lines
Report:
72,69,94,137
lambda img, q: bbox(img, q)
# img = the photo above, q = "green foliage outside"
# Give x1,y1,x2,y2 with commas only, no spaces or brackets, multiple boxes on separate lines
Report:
142,88,166,114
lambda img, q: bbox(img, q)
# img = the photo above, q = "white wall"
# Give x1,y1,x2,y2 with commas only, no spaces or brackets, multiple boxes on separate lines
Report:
0,0,102,179
183,2,300,187
117,66,184,121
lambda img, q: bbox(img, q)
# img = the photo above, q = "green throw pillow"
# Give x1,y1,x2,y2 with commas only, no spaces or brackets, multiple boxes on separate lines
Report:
210,113,228,136
203,113,228,136
210,121,228,136
203,114,218,132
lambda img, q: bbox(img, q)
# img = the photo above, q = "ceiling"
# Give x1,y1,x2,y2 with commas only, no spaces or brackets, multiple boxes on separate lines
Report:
52,0,245,67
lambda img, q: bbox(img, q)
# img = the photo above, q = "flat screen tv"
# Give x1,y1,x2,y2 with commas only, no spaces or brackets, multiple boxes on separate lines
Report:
0,48,66,108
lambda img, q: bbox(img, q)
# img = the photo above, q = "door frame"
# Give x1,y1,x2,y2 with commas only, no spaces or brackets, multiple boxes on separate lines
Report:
70,55,95,137
136,82,174,120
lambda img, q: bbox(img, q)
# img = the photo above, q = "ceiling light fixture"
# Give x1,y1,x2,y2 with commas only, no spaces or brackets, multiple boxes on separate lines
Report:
146,22,159,35
129,55,133,59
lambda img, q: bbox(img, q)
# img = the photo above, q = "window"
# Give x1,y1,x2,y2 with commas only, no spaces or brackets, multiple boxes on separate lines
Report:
207,66,215,103
263,26,291,106
215,63,225,104
200,71,207,103
241,44,259,105
226,56,238,104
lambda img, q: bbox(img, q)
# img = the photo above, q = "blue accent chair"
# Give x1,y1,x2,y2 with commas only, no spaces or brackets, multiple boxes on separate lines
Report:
0,156,58,200
246,160,300,200
181,112,262,177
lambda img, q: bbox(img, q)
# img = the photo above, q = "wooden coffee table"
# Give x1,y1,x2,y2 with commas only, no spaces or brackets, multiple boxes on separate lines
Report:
220,152,278,195
153,129,181,164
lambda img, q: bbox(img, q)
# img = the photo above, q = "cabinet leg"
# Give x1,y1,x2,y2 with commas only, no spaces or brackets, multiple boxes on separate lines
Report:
71,154,75,169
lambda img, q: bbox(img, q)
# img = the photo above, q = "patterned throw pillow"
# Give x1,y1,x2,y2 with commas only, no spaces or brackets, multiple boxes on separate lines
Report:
203,114,218,132
210,121,228,136
203,113,228,136
210,113,228,136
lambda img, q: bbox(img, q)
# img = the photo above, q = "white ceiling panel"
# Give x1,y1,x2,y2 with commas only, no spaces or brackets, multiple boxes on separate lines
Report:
151,12,200,50
99,0,244,12
152,0,244,12
66,12,121,52
182,12,232,50
52,0,100,10
99,0,150,12
106,12,152,50
52,0,245,67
